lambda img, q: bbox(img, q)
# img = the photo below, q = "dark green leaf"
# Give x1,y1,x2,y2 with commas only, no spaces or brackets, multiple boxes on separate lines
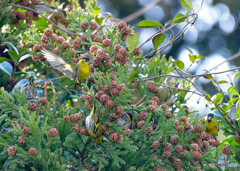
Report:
0,61,13,76
126,32,139,53
19,48,28,56
220,137,234,146
173,60,184,70
180,0,193,10
3,42,19,55
0,57,11,63
152,34,165,50
146,48,153,54
126,71,140,82
136,20,162,28
8,50,19,63
18,54,31,63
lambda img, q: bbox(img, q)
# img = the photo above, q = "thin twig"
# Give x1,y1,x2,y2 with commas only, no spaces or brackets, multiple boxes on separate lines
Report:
135,95,146,106
121,0,162,22
7,4,79,36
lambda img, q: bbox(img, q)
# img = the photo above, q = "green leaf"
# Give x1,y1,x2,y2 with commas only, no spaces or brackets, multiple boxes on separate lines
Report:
3,42,19,55
95,16,103,26
173,60,184,70
8,50,19,63
146,48,153,54
212,93,224,104
220,137,234,146
0,61,13,76
196,55,205,59
228,87,239,96
126,31,139,53
185,48,193,54
152,34,165,50
189,54,196,62
203,75,214,80
205,93,211,102
171,13,187,25
19,48,28,56
93,7,101,16
18,54,31,63
0,57,11,63
180,0,193,10
233,73,240,80
126,71,140,82
217,80,228,84
222,104,231,112
136,20,162,28
14,71,36,78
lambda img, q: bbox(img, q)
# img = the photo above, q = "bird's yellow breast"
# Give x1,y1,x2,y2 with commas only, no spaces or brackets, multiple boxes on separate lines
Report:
77,61,89,82
206,121,218,136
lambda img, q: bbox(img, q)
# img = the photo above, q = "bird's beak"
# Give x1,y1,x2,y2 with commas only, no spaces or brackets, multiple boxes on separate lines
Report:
208,117,212,122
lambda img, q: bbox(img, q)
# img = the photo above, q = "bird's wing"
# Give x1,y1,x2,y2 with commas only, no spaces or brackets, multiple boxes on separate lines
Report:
42,49,77,80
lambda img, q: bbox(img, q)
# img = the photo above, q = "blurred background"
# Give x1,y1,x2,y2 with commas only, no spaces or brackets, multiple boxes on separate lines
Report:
78,0,240,117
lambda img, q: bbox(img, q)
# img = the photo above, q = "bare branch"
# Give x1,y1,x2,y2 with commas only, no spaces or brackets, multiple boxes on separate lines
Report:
135,95,146,106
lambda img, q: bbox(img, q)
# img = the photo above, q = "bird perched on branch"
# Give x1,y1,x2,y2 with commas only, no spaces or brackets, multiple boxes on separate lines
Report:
86,102,102,144
204,113,219,139
42,49,91,84
158,83,179,105
21,78,37,99
117,112,135,128
27,0,57,14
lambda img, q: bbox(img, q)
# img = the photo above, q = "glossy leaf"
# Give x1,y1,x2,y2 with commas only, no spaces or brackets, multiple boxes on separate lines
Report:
233,73,240,80
217,80,228,84
136,20,163,28
126,71,140,82
3,42,19,55
18,54,31,63
196,55,205,59
0,61,13,76
228,87,239,96
212,93,224,104
152,34,165,50
126,31,139,53
173,60,184,70
180,0,193,10
203,75,214,80
8,50,19,63
95,16,103,26
19,48,28,56
189,54,196,62
0,57,11,63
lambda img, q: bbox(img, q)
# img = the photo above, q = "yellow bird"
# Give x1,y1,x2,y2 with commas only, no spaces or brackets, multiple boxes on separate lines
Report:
204,113,219,139
85,102,102,144
117,111,135,128
158,84,179,105
42,49,91,84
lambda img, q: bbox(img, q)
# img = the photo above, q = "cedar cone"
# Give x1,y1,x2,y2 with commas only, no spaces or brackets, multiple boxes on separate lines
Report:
117,22,127,29
102,125,108,134
80,21,89,30
221,146,230,155
106,100,114,108
205,132,211,141
161,104,169,111
149,100,157,107
163,150,171,158
102,39,111,47
28,147,37,155
7,146,17,156
63,115,70,122
203,140,209,148
110,81,118,89
191,143,199,151
72,124,79,131
85,94,93,102
165,112,173,118
175,145,183,153
153,167,161,171
192,151,201,159
78,127,88,136
234,134,240,142
28,101,39,111
164,143,172,150
138,112,148,121
75,113,81,120
155,87,161,94
110,132,119,142
147,82,155,92
184,122,191,129
44,28,52,36
39,97,47,104
145,127,153,135
147,105,156,113
194,124,203,132
70,114,79,122
200,131,206,139
170,135,179,144
83,163,90,169
48,128,59,137
173,159,182,169
190,128,196,133
111,89,120,96
174,120,180,126
158,136,162,143
152,141,160,149
103,84,109,91
118,83,126,91
124,127,131,135
212,140,220,147
138,120,145,129
18,136,26,144
180,116,187,122
22,127,30,134
176,125,184,132
116,105,124,114
109,113,117,122
100,94,109,102
57,36,65,43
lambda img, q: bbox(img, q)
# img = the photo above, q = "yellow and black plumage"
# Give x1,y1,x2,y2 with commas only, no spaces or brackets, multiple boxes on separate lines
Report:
204,113,219,139
117,112,135,128
21,78,37,99
28,0,57,14
42,49,91,84
158,83,179,105
85,103,102,144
